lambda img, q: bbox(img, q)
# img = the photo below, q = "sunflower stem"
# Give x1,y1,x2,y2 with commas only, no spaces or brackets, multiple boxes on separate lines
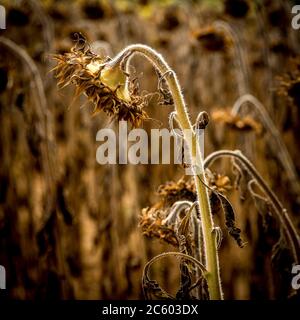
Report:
111,44,223,299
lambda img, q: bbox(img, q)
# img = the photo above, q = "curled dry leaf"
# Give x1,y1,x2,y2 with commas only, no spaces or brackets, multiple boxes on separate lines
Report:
143,279,175,300
218,193,245,248
195,111,210,130
248,179,274,230
231,158,251,201
197,174,245,248
157,70,174,106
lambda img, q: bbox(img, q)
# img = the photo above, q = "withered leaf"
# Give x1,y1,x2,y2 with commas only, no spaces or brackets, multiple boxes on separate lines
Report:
143,279,175,300
210,192,222,215
248,179,276,232
176,209,195,255
176,263,193,300
231,159,249,201
218,193,245,248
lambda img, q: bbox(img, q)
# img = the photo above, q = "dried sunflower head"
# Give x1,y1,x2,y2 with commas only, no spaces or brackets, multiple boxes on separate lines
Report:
277,58,300,109
192,26,232,53
51,34,148,127
140,178,196,246
157,177,197,207
140,206,178,246
205,169,233,194
154,174,232,210
140,174,233,245
224,0,250,19
212,109,262,134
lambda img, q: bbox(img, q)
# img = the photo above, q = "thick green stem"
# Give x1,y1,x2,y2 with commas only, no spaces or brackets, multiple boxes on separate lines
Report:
112,44,223,299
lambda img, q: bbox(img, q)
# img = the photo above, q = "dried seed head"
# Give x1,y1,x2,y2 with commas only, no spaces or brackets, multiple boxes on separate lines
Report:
157,178,197,207
140,174,232,245
157,175,232,208
192,26,232,53
139,206,178,246
277,58,300,109
158,7,181,31
206,169,233,194
212,109,262,134
224,0,250,19
51,35,148,127
140,178,196,246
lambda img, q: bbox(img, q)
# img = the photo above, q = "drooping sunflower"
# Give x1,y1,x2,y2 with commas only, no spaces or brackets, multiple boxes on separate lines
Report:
52,35,148,127
211,109,262,134
139,174,233,246
192,26,232,53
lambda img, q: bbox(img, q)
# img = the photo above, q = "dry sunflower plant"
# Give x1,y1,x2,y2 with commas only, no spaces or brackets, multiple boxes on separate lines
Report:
52,35,300,300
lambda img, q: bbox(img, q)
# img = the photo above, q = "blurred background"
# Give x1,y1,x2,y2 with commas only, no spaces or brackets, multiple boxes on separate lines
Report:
0,0,300,299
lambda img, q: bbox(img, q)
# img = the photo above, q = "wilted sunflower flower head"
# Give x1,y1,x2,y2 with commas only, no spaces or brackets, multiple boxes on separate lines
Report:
52,34,148,127
192,26,232,53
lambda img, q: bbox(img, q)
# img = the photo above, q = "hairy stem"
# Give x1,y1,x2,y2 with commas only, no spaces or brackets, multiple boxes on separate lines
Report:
204,149,300,264
110,44,223,299
213,21,250,96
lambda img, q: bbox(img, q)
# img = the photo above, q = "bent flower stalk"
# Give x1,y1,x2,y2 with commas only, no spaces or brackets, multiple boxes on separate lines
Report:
53,38,223,299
